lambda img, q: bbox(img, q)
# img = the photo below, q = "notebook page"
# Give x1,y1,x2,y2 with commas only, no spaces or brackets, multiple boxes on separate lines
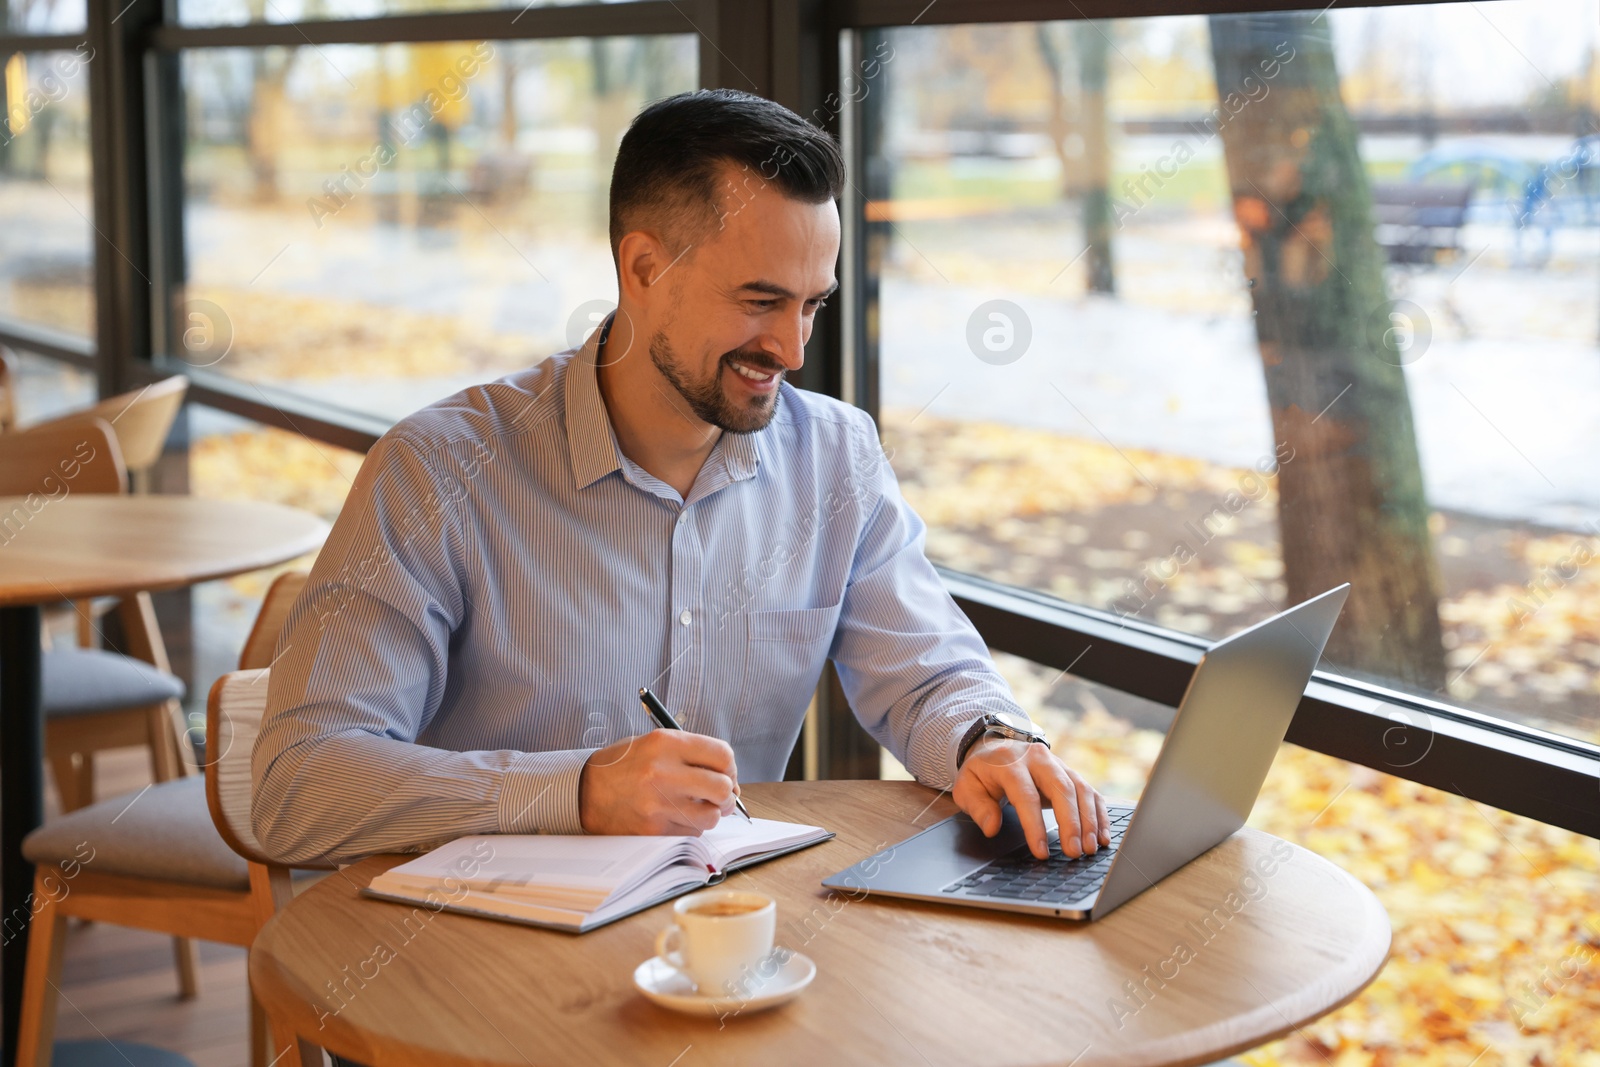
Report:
431,859,713,931
693,817,830,872
372,833,680,905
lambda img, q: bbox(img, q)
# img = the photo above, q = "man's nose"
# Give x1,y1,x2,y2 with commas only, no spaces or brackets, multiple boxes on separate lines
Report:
759,312,808,372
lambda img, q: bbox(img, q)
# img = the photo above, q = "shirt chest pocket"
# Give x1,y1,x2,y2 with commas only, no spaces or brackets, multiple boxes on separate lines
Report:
731,604,841,747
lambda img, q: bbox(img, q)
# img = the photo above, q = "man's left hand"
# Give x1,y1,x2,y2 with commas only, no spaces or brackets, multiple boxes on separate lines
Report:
952,737,1111,861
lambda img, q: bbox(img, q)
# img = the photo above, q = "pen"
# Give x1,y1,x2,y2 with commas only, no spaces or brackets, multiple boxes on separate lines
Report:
638,686,753,823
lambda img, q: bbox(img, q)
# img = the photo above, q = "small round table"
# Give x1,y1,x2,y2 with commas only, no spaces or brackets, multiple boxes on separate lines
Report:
251,780,1390,1067
0,495,329,1062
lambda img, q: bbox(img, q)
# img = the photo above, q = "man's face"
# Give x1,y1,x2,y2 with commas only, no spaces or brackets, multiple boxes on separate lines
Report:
642,164,841,435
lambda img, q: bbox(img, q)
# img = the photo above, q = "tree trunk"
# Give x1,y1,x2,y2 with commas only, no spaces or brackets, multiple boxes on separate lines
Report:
1073,20,1115,294
500,53,519,151
1207,12,1447,690
1034,23,1116,294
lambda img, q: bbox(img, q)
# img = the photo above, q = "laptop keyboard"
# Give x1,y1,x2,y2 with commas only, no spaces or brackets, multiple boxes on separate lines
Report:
942,807,1134,904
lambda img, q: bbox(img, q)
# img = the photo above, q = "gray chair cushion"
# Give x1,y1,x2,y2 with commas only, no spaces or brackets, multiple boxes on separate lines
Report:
51,1042,195,1067
23,775,248,891
42,647,186,716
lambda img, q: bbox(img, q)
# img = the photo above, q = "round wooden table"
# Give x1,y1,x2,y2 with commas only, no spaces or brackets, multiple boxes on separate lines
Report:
251,780,1390,1067
0,495,329,1061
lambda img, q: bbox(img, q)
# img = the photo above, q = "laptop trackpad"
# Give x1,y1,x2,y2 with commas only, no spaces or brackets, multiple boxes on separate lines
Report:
822,806,1059,894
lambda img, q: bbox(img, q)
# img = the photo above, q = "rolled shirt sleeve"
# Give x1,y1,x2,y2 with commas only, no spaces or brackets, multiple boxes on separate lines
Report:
830,410,1028,790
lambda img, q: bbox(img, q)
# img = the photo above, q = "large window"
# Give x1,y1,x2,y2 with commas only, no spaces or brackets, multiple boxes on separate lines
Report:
865,2,1600,750
174,33,696,421
3,2,1597,1061
0,0,1586,830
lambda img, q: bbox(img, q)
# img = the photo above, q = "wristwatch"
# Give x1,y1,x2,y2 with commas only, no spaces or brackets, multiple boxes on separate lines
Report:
956,710,1051,767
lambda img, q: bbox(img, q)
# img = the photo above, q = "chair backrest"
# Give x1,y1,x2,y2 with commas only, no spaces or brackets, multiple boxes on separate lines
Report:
206,669,275,866
32,375,188,476
207,570,331,869
239,571,309,672
0,415,127,496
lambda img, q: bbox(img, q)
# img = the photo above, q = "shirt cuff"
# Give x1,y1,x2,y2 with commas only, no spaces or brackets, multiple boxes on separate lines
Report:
497,748,597,835
944,714,979,785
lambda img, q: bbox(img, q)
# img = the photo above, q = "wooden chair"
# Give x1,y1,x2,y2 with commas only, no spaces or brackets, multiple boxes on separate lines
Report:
16,571,327,1067
28,374,188,493
26,375,189,648
0,417,191,814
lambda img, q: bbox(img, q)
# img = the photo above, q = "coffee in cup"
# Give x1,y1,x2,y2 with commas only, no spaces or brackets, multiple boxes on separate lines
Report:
687,898,767,918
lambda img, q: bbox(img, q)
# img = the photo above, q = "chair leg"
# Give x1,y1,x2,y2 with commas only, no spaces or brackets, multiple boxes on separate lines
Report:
16,871,68,1067
48,750,81,813
171,701,199,778
251,992,268,1067
74,752,95,811
146,701,183,783
173,936,200,999
268,1017,323,1067
74,600,95,648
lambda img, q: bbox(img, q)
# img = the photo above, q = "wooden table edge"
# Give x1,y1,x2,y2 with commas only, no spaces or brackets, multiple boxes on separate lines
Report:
1122,868,1393,1067
0,497,330,606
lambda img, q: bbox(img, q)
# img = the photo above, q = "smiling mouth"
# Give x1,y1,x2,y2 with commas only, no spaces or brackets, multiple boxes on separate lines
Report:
728,359,781,383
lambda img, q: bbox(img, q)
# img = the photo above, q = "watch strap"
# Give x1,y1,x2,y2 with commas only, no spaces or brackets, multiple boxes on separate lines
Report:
955,715,992,769
955,712,1048,768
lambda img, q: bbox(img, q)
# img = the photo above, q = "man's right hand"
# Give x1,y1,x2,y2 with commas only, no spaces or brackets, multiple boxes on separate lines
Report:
578,730,740,835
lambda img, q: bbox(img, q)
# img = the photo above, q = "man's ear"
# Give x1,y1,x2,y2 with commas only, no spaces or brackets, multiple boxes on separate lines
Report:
617,230,665,306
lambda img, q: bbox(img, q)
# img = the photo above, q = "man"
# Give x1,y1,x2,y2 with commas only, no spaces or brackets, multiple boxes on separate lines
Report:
253,88,1110,872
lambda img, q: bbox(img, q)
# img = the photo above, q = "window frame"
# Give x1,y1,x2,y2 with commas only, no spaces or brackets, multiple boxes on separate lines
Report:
0,0,1592,836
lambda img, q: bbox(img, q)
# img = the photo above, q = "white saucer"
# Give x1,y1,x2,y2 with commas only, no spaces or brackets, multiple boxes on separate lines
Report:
633,949,815,1017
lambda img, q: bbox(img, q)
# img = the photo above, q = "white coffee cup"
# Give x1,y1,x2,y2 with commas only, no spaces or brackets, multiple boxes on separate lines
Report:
654,889,776,996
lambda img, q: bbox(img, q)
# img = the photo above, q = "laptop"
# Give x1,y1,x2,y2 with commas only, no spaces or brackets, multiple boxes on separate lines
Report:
821,584,1349,921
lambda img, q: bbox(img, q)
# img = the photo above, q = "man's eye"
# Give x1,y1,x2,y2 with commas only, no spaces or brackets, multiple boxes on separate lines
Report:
749,300,778,310
809,299,828,311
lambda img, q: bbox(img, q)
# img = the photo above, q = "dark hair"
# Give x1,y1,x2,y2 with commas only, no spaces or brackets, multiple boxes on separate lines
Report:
608,89,846,272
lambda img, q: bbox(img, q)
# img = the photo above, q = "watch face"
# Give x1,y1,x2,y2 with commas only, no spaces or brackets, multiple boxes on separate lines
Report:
990,709,1035,733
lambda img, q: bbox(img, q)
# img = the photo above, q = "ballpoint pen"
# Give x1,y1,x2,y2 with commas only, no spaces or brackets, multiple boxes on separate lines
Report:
638,686,753,823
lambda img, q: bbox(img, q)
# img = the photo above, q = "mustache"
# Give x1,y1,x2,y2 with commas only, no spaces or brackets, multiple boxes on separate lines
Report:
723,351,786,376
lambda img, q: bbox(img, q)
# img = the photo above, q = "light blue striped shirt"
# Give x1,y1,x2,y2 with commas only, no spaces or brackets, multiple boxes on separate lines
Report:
253,316,1025,863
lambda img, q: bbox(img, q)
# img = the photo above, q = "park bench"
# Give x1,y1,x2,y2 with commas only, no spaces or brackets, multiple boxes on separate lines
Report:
1370,181,1474,264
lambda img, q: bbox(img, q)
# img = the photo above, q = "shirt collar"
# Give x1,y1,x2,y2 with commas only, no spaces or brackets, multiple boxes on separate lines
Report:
564,314,625,490
564,311,763,492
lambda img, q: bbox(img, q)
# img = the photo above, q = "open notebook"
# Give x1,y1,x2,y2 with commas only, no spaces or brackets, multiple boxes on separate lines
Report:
361,817,833,933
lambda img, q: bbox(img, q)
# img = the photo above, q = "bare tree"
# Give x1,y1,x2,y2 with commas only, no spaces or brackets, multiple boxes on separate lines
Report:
1035,22,1115,293
1208,12,1447,689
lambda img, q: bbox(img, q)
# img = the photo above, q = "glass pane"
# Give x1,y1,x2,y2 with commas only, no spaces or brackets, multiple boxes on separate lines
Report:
2,1,85,34
178,0,645,28
175,35,696,422
0,47,94,339
5,347,93,422
867,3,1600,750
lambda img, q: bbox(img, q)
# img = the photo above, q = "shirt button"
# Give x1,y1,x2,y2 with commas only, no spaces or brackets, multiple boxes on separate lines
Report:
679,609,692,626
677,512,687,525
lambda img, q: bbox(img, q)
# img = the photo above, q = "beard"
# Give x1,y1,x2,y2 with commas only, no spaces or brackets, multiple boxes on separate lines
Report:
649,330,784,434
